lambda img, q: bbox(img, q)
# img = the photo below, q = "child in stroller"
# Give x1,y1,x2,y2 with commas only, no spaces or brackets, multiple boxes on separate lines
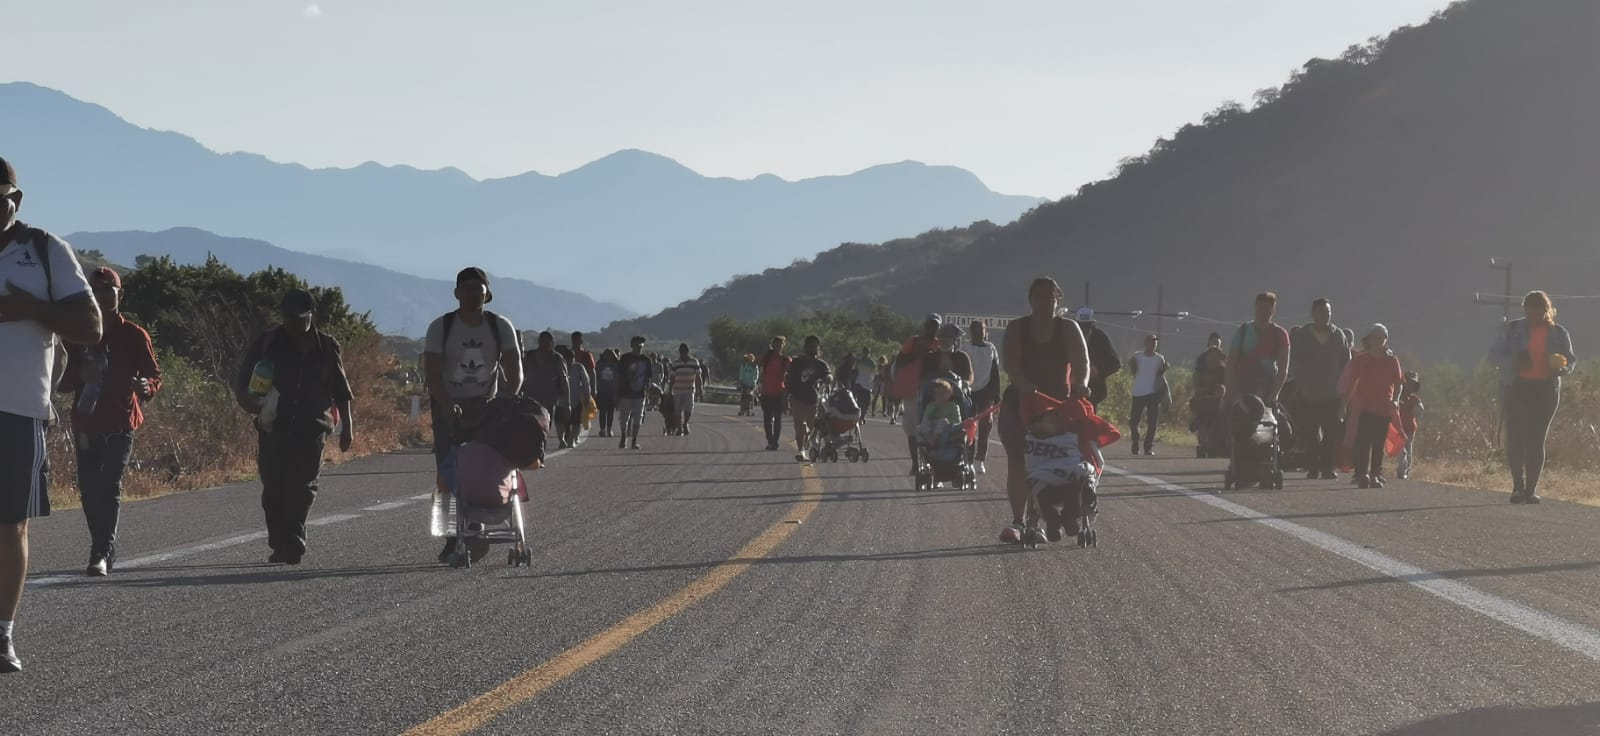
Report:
1224,394,1285,491
810,383,870,463
914,375,976,490
1019,391,1117,549
649,384,681,436
431,395,549,568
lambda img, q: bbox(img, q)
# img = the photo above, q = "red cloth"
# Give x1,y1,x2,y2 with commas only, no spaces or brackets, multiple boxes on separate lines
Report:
61,314,163,433
1346,351,1403,415
573,348,597,381
1020,391,1122,470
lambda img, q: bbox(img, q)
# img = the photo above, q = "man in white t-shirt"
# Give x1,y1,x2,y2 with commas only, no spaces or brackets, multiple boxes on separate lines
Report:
423,267,522,564
0,156,104,672
963,321,1001,474
1127,334,1168,456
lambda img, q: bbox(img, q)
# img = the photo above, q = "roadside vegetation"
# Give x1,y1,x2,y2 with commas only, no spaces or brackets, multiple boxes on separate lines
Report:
46,256,423,508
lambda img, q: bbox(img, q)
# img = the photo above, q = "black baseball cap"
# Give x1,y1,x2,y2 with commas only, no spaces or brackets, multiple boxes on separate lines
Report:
1,156,17,195
456,266,493,304
630,336,647,346
279,288,315,318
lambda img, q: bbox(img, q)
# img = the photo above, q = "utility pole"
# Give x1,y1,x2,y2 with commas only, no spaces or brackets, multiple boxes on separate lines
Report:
1489,258,1513,321
1156,286,1165,337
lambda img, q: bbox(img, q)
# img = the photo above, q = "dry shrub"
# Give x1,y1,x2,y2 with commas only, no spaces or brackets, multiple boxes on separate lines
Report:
46,331,424,509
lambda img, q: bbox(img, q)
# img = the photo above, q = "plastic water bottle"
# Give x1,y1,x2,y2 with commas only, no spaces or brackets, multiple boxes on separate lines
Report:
75,348,109,416
248,357,275,397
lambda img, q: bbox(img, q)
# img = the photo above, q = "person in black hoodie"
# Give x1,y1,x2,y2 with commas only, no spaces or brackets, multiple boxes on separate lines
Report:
1074,307,1121,410
785,336,832,462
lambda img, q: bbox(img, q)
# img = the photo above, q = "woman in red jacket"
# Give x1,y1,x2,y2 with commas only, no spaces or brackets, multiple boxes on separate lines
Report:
1344,324,1404,489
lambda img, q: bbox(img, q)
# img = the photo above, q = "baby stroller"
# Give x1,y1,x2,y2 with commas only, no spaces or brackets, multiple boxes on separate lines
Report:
914,373,977,491
1224,394,1284,491
431,396,549,569
650,384,681,436
812,384,870,463
1275,381,1309,472
1018,393,1116,550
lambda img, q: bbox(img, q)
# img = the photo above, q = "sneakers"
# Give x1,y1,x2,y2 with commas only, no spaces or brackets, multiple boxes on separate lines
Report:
1371,475,1387,489
437,539,457,564
795,451,809,463
1306,470,1320,481
1145,449,1156,456
1000,523,1025,544
1525,492,1543,504
1321,471,1339,481
0,635,19,674
1510,491,1527,505
631,441,641,450
1354,475,1371,489
1023,526,1049,546
86,557,109,577
618,438,627,449
975,461,987,475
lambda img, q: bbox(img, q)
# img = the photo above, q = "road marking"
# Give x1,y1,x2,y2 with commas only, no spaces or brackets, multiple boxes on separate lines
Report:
28,433,588,590
1109,468,1600,662
401,456,824,736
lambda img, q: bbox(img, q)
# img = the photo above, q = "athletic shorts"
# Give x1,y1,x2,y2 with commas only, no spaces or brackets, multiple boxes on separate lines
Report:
618,397,647,425
0,411,51,524
673,392,696,412
790,400,817,424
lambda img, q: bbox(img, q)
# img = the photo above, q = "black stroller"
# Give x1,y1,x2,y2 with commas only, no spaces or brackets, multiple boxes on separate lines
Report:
1190,392,1229,459
1223,394,1285,491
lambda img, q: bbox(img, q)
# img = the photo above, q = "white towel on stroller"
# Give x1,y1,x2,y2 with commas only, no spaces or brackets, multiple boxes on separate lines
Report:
1024,431,1096,494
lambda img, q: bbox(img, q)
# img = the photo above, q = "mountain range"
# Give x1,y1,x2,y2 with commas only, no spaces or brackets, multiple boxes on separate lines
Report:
67,228,632,337
0,82,1040,313
612,0,1600,365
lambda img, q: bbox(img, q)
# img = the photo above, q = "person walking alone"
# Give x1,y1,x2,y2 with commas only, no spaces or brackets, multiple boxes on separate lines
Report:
234,289,355,565
0,155,104,672
1489,291,1577,504
758,337,792,451
58,267,162,577
1127,334,1168,456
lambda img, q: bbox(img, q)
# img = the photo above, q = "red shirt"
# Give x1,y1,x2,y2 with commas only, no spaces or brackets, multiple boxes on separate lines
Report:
1347,351,1403,415
573,348,597,381
61,313,163,433
760,351,791,397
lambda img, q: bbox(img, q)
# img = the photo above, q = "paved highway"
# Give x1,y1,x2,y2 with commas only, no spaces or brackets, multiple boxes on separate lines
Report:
11,404,1600,735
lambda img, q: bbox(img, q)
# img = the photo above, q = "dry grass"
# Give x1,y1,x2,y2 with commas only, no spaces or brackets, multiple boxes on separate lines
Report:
46,332,430,510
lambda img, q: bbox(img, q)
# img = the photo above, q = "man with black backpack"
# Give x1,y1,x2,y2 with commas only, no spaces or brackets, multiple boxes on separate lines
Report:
235,289,356,566
0,156,104,673
423,267,523,563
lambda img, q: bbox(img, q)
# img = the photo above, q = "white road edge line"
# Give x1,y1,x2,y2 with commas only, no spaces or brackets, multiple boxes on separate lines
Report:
28,433,587,590
1107,467,1600,662
868,414,1600,660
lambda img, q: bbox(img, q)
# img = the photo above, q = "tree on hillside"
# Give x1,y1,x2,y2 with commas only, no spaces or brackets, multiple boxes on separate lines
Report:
121,255,375,380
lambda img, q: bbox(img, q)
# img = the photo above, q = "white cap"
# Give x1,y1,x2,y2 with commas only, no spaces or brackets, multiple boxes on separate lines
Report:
1366,323,1389,340
1075,307,1095,321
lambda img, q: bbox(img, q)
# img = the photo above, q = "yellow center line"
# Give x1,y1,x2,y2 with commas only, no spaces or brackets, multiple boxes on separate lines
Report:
402,417,822,736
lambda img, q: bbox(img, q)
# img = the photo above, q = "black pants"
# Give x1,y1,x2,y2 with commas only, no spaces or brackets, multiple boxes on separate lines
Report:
1352,411,1389,479
258,429,327,558
597,395,616,434
1298,398,1343,474
760,395,786,447
1129,394,1160,451
1506,378,1560,493
1088,378,1108,410
75,431,134,560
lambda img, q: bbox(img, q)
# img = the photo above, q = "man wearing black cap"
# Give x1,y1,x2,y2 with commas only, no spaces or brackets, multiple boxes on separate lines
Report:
234,288,356,565
423,267,522,561
59,267,163,577
0,155,104,673
1073,307,1122,411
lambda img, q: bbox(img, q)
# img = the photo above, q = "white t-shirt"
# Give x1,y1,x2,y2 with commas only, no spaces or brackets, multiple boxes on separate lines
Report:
423,311,519,400
1130,352,1167,398
965,342,999,391
1024,431,1094,494
0,230,92,419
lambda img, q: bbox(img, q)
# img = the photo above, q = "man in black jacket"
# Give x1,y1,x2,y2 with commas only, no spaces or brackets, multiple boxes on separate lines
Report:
234,289,355,565
1074,307,1121,410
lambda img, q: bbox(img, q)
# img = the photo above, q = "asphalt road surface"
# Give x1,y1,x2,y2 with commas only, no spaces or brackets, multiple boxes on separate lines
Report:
11,404,1600,735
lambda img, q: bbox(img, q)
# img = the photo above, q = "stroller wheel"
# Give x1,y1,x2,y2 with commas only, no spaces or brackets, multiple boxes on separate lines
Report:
507,548,520,567
1223,468,1235,492
1196,446,1205,459
1085,529,1098,547
450,548,471,569
862,449,870,463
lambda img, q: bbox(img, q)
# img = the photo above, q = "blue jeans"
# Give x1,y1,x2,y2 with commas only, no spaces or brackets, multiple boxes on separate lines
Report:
75,431,134,560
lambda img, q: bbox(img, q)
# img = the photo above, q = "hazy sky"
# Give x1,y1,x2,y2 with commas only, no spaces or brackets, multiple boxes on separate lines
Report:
5,0,1452,197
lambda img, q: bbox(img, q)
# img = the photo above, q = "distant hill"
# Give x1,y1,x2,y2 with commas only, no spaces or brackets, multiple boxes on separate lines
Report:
68,228,633,337
595,222,999,345
0,83,1041,313
614,0,1600,364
